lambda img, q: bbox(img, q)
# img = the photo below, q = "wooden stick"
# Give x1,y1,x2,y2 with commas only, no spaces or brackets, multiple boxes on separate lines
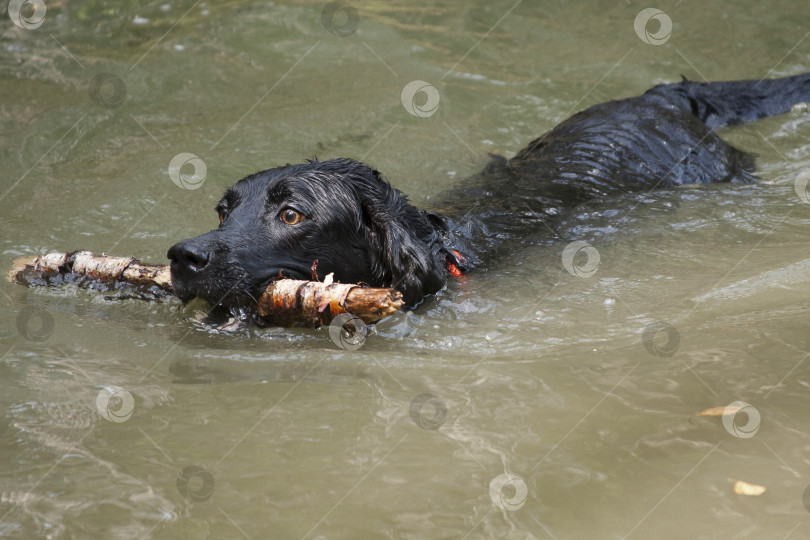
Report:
8,251,403,325
8,251,173,293
257,276,404,325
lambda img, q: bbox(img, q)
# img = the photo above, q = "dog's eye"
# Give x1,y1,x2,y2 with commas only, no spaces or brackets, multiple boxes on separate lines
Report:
216,204,229,226
217,209,230,225
280,208,304,225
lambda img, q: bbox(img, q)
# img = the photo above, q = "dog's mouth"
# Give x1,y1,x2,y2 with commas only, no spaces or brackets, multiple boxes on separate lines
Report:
169,265,312,310
166,236,320,316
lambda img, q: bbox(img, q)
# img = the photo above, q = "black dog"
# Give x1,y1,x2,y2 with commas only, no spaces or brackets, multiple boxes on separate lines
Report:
168,73,810,313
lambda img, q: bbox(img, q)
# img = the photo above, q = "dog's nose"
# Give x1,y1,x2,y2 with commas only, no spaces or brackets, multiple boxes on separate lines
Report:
167,240,210,273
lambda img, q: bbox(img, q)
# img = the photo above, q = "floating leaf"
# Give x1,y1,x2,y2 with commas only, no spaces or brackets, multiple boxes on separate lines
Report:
698,405,742,417
733,480,766,496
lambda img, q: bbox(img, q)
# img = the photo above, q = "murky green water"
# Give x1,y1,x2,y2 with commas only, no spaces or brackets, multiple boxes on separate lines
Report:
2,1,810,538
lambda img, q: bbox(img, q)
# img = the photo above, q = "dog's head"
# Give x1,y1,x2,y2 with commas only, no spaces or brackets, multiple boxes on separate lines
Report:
167,158,449,310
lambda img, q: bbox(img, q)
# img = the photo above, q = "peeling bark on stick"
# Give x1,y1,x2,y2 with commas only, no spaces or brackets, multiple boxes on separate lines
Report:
8,251,173,293
257,278,404,326
8,251,404,325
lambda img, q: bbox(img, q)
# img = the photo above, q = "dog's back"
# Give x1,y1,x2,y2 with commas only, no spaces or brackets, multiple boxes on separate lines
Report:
509,73,810,205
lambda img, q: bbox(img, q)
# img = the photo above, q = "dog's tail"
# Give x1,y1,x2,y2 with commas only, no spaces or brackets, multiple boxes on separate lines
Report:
648,72,810,128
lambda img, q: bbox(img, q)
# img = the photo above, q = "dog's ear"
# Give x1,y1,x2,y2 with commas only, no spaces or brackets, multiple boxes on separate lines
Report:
355,168,447,306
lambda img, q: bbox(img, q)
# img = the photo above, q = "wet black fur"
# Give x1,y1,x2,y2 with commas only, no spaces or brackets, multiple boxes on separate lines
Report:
168,73,810,311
